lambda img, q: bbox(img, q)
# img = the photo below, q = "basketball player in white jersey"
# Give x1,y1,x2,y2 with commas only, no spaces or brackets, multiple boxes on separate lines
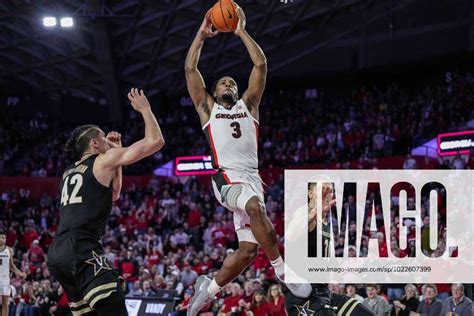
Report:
185,7,311,315
0,230,26,316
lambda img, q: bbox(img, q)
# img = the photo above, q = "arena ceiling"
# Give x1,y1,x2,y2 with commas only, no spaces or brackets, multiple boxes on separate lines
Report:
0,0,473,107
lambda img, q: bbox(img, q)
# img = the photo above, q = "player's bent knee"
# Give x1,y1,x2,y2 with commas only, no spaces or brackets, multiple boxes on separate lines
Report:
245,200,265,219
239,243,258,263
245,247,258,262
240,251,257,263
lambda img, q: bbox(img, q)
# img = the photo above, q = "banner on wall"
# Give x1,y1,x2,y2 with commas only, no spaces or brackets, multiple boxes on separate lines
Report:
437,130,474,156
125,297,176,316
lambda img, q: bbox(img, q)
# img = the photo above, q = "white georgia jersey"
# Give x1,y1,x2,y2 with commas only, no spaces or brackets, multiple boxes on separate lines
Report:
203,99,259,172
0,247,10,279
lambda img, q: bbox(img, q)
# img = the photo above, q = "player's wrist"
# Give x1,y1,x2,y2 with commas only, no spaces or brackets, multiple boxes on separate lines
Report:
139,106,152,115
235,29,247,37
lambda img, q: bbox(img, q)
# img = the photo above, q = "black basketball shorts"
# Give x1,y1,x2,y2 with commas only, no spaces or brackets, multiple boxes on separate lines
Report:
47,230,122,315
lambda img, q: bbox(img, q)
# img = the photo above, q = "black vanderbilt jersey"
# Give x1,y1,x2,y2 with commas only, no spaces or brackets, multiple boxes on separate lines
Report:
308,216,331,258
56,154,112,238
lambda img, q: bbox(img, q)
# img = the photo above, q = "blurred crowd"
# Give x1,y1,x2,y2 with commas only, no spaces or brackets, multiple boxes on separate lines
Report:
0,70,473,315
1,71,473,176
1,168,472,315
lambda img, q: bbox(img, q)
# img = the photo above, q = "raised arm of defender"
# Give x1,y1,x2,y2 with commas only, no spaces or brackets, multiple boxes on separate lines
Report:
235,7,267,119
105,131,123,201
185,10,217,126
96,88,165,172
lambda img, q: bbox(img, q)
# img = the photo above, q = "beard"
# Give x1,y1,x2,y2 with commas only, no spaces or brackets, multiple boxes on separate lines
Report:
222,92,237,104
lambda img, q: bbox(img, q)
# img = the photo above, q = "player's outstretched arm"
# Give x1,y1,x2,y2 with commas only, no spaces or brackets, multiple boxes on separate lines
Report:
96,88,165,171
106,131,122,201
235,7,267,111
185,10,217,126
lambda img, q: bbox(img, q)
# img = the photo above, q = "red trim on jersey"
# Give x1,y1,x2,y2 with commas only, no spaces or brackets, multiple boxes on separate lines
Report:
208,124,219,168
221,170,241,185
222,171,232,184
254,121,259,150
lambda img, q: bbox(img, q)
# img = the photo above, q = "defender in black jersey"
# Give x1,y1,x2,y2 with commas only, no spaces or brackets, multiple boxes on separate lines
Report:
47,88,164,316
284,182,374,316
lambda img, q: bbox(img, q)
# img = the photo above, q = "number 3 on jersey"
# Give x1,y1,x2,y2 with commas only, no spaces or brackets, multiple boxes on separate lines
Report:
230,122,242,138
61,174,83,206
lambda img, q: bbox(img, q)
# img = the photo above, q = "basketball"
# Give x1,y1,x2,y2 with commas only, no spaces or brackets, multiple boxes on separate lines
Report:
210,0,238,33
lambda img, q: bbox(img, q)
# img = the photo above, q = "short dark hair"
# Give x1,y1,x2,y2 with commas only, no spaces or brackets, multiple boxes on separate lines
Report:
424,284,438,294
366,284,379,290
211,77,238,95
345,284,356,290
0,229,5,236
64,125,101,157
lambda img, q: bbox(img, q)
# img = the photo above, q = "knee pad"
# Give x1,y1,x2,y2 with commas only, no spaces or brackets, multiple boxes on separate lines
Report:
222,183,263,211
222,184,257,212
221,184,243,210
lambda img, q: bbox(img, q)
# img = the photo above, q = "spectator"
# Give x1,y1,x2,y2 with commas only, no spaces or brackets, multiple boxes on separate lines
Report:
211,222,228,248
37,280,56,316
142,280,157,297
403,154,417,169
220,283,243,315
373,129,385,157
153,275,166,290
392,284,419,316
249,290,269,316
176,288,193,315
242,280,256,305
119,247,140,291
103,245,116,267
6,226,18,247
267,284,286,315
180,263,198,288
146,246,161,267
22,227,39,250
345,284,364,302
411,284,442,316
126,280,144,298
187,203,202,228
50,286,71,316
441,283,472,316
450,154,466,169
170,228,190,246
362,284,391,316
